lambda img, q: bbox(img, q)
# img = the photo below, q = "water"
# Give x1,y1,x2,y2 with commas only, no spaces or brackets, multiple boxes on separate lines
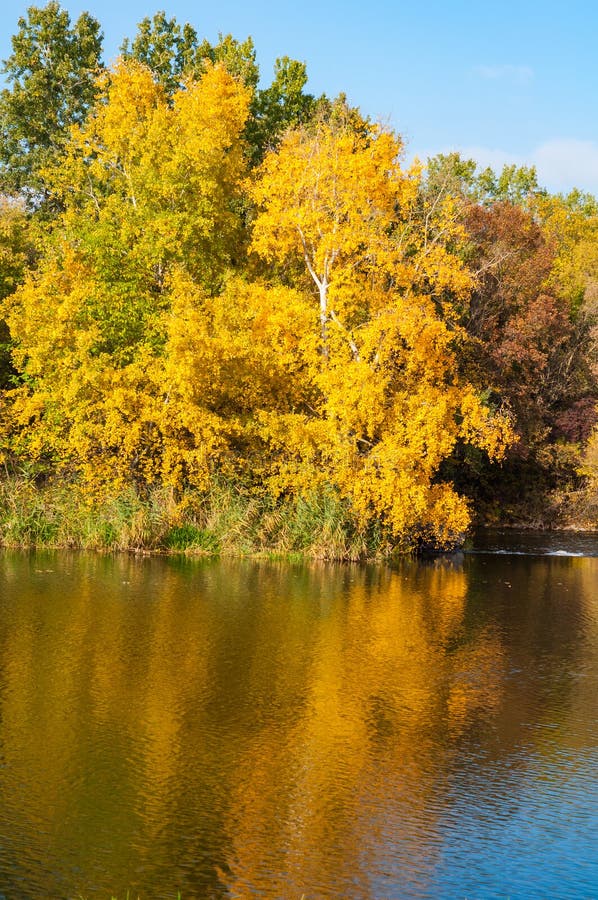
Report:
0,538,597,898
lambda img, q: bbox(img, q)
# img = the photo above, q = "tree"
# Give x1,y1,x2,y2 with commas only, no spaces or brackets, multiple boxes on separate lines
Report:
432,195,598,523
247,57,317,163
476,163,541,206
122,13,315,164
424,152,542,208
465,199,597,445
534,189,598,315
120,11,199,94
536,190,598,522
413,154,598,522
121,12,259,95
2,61,251,488
0,2,103,200
249,121,512,546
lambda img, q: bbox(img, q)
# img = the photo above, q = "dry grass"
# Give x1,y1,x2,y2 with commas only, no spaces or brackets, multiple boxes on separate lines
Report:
0,475,388,560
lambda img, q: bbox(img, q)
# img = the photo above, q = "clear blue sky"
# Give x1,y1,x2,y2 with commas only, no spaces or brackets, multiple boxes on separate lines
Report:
2,0,597,194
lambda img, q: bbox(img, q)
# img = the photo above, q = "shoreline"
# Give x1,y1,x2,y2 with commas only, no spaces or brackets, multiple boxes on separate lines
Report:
1,476,596,560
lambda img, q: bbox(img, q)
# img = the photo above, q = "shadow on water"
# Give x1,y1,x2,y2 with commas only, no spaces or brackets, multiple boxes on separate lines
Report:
0,545,596,898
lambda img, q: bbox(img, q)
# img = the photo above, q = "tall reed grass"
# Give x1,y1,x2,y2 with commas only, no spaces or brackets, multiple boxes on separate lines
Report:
0,475,388,560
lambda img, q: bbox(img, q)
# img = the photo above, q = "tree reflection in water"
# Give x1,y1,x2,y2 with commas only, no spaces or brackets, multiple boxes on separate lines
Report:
0,550,596,898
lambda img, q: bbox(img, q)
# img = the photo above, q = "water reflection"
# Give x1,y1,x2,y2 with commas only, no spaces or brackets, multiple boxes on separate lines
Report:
0,551,596,898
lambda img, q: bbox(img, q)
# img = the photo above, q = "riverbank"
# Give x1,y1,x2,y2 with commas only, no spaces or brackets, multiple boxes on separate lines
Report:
473,487,598,534
0,475,389,560
2,475,595,560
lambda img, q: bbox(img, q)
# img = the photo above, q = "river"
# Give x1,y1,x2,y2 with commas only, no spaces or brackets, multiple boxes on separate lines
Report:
0,535,597,898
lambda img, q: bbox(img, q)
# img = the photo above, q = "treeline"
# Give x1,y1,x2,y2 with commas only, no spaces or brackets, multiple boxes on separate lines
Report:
1,2,598,556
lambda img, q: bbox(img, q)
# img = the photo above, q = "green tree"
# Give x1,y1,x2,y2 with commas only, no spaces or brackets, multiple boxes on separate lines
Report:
424,152,542,208
121,12,259,95
121,11,200,94
247,57,317,163
476,163,541,205
0,2,103,200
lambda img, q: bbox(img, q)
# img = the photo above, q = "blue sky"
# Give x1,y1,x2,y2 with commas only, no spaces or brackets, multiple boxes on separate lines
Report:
2,0,597,194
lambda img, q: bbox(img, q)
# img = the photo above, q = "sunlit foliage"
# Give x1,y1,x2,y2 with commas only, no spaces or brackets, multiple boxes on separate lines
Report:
248,121,512,544
1,7,598,547
3,60,251,489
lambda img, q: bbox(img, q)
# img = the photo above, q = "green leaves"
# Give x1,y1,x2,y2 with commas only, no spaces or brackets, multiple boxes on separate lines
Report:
0,2,103,200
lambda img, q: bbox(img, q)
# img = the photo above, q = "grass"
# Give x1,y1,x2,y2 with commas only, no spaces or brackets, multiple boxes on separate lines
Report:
0,474,388,560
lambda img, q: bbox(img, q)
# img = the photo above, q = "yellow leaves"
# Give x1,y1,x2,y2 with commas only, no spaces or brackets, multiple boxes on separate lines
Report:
4,247,96,376
174,65,250,162
2,73,516,549
1,60,254,496
45,59,250,290
579,426,598,492
249,121,472,318
247,121,514,544
95,62,166,160
458,387,514,459
249,122,410,277
0,198,32,302
534,193,598,310
254,340,510,545
165,271,315,413
46,61,165,207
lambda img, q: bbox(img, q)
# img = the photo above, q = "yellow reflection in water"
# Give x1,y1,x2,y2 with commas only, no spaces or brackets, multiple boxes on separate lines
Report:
0,552,595,898
221,561,507,897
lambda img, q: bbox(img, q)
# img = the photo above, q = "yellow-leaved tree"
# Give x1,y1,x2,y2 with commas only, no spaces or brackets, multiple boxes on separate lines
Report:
2,60,252,490
2,65,513,550
248,119,513,546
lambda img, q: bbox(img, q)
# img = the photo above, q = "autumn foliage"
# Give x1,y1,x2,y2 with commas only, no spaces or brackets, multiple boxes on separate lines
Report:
1,5,598,551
